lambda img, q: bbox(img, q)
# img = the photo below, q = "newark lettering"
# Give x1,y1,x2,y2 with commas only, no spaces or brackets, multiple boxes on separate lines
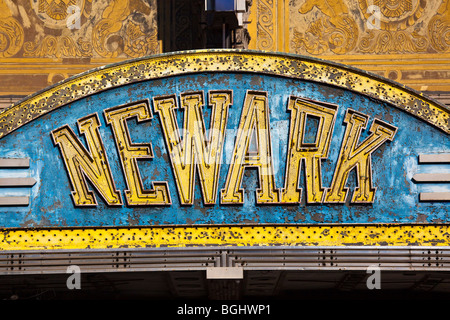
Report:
51,90,398,207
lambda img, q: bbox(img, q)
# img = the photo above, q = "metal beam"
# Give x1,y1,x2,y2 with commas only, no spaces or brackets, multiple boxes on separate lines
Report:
419,154,450,164
0,158,30,168
0,196,29,206
412,173,450,183
2,246,450,275
0,177,36,187
420,192,450,201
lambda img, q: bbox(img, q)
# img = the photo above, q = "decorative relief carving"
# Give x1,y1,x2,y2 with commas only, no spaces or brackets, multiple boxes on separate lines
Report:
92,0,159,58
124,21,159,58
428,0,450,52
291,0,358,54
24,36,92,58
0,0,160,59
30,0,84,29
288,0,450,55
239,0,450,90
0,0,24,58
256,0,275,51
357,0,430,53
172,0,192,51
20,0,93,58
359,30,428,53
358,0,427,31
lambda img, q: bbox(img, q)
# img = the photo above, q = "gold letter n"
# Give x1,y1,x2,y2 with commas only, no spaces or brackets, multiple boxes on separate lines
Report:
51,114,122,206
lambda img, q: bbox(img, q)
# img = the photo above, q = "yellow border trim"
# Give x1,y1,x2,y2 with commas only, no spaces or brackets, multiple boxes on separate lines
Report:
0,49,448,136
2,224,450,251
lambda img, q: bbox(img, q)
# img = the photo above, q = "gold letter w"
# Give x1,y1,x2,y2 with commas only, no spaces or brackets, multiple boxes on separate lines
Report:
153,91,232,205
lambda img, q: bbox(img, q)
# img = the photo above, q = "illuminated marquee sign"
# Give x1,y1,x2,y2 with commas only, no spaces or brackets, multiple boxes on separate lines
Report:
51,92,397,207
0,50,448,232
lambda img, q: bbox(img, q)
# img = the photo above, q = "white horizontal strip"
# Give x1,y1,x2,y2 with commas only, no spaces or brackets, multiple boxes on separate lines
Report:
0,158,29,168
419,154,450,164
0,177,36,187
206,267,243,279
0,196,29,206
420,192,450,202
412,173,450,183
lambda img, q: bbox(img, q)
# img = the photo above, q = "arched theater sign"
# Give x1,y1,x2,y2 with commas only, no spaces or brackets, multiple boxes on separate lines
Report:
0,50,449,259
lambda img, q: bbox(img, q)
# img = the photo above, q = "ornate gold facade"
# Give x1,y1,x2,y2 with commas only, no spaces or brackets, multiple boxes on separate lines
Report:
248,0,450,92
0,0,449,99
0,0,160,97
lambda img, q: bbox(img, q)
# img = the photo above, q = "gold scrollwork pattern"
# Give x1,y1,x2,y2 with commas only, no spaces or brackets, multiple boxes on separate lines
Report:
24,36,92,58
428,0,450,52
359,30,429,53
30,0,84,29
255,0,275,51
0,1,24,58
124,21,159,58
358,0,427,31
291,0,358,55
0,0,160,60
288,0,450,55
357,0,430,53
92,0,159,58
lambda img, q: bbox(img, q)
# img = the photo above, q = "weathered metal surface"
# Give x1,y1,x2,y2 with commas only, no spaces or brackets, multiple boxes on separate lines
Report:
0,50,448,250
2,245,450,275
1,224,450,251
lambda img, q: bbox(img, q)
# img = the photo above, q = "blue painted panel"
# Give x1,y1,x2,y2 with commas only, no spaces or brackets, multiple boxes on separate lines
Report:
0,72,448,227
